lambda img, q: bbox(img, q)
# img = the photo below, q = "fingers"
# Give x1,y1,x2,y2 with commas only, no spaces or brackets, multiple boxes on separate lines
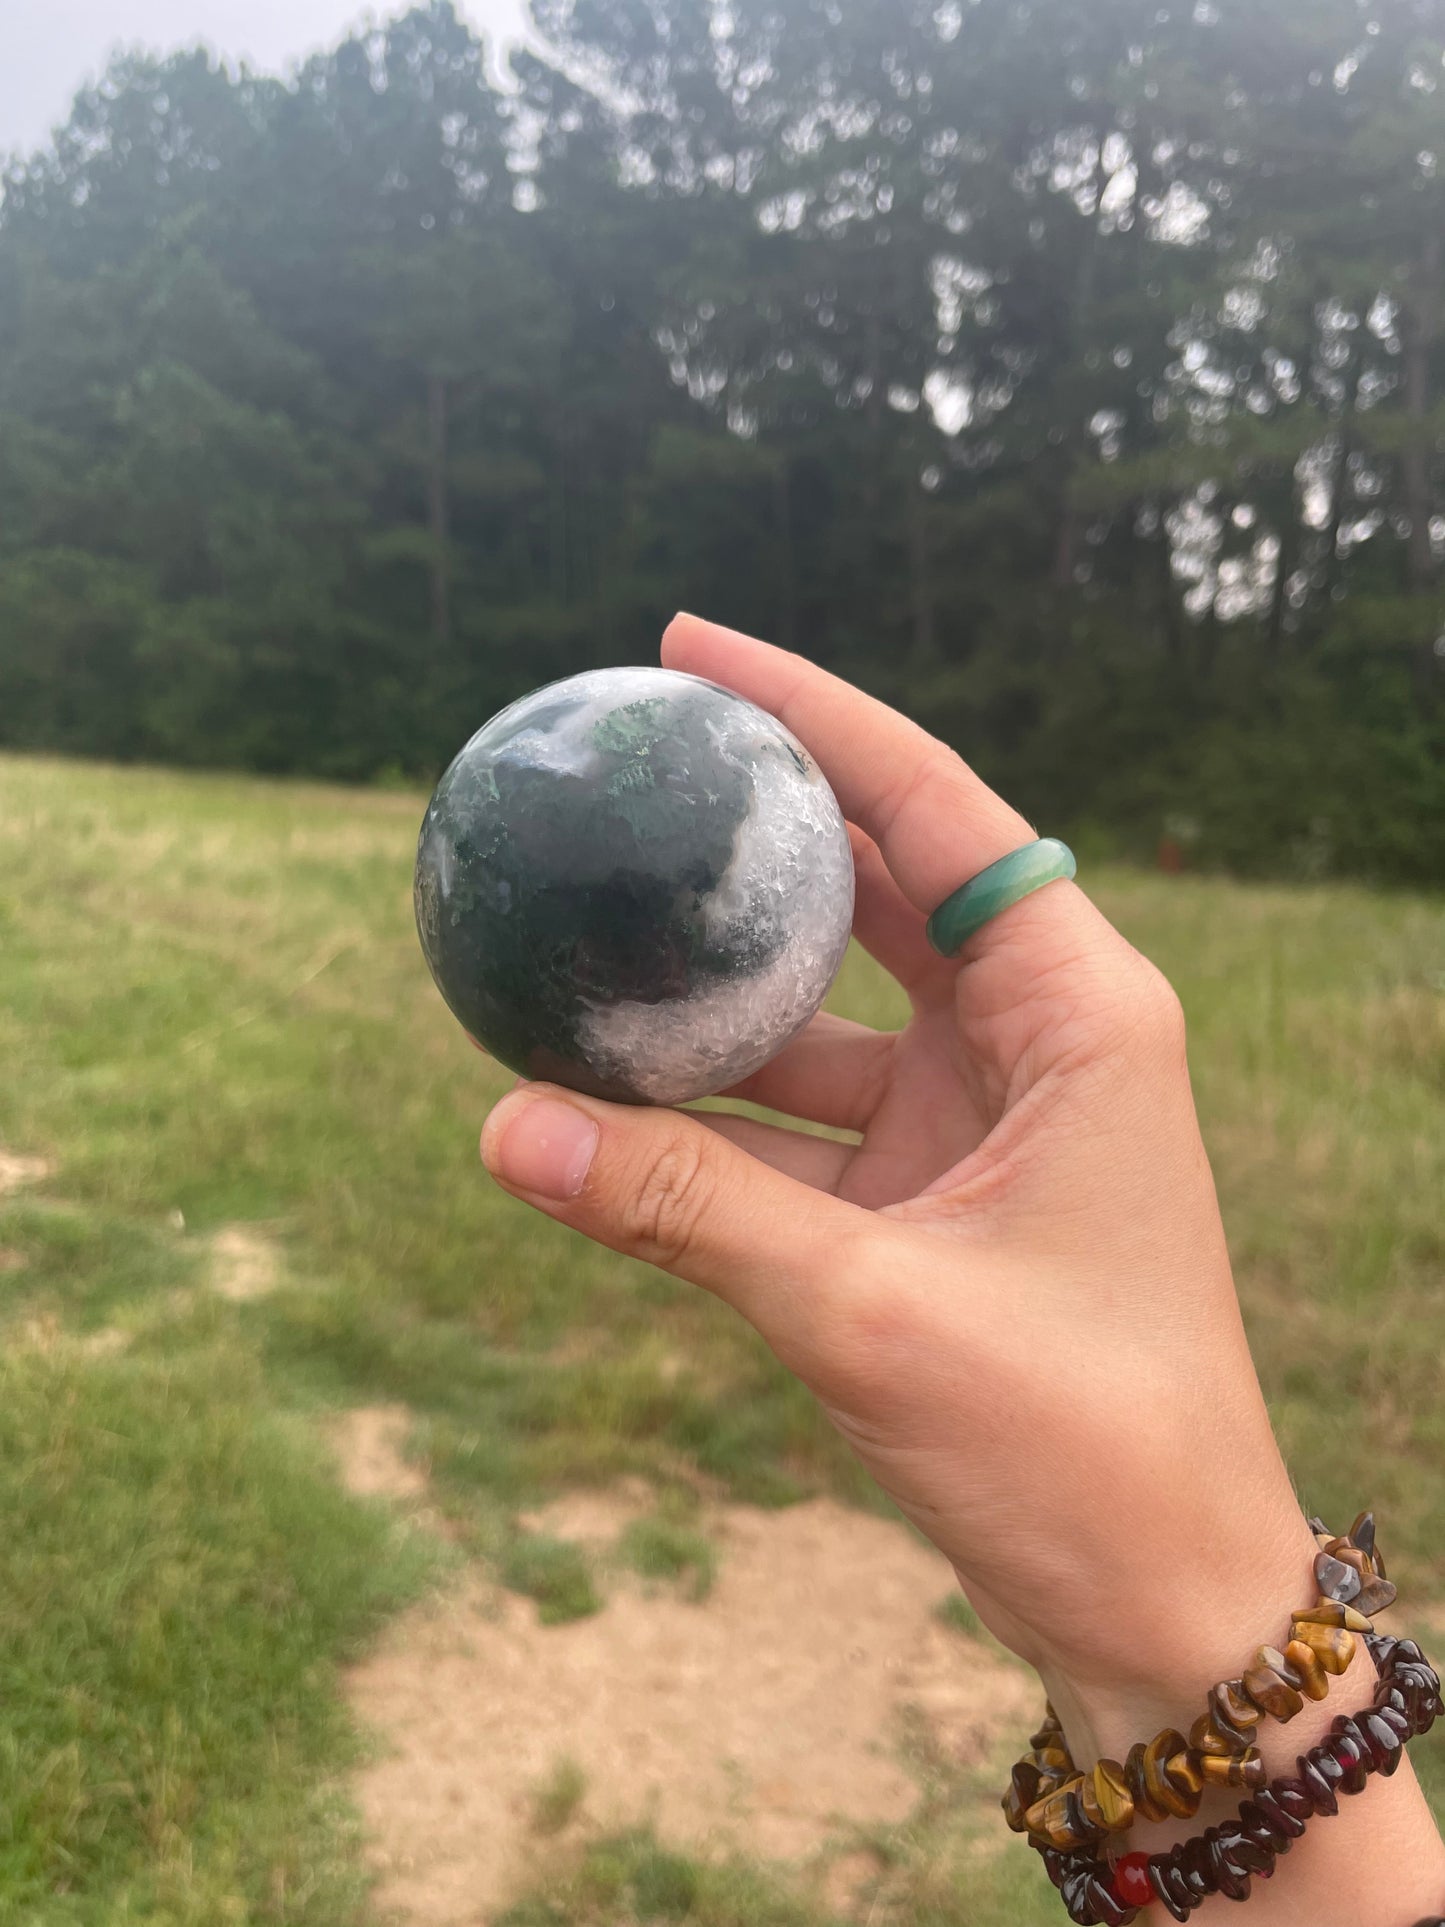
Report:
718,1008,892,1130
694,1108,855,1191
662,614,1055,924
480,1083,879,1373
848,825,956,1002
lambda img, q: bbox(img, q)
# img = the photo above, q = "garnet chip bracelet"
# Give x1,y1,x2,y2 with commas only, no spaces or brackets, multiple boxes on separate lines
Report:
1039,1630,1441,1922
1001,1513,1443,1919
1006,1513,1395,1856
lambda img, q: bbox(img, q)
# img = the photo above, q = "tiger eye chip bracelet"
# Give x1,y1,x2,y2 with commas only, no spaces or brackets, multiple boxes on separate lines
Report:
1001,1515,1444,1920
1039,1630,1441,1923
1004,1513,1395,1857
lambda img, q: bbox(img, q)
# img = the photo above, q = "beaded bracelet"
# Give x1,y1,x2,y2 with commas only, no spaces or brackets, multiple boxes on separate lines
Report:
1036,1631,1442,1923
1005,1513,1394,1854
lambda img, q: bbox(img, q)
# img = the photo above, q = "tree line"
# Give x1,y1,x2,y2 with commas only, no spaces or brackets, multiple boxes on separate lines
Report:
1,0,1441,878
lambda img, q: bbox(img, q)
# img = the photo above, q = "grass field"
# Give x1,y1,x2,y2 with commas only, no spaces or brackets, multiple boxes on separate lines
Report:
0,751,1442,1925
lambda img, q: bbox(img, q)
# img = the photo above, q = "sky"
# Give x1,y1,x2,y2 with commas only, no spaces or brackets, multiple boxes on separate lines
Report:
0,0,536,158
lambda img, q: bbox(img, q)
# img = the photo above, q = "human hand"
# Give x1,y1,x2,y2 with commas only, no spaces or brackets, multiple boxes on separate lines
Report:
479,616,1445,1912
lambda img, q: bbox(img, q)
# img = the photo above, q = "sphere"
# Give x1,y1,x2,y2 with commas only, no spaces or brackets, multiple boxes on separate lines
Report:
414,666,855,1105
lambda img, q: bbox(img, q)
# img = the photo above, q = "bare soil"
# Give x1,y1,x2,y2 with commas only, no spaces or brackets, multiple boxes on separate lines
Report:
0,1151,54,1196
209,1224,280,1301
334,1405,431,1503
337,1408,1031,1926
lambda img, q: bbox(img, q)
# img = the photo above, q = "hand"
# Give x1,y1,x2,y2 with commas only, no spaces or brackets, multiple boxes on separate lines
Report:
479,617,1445,1914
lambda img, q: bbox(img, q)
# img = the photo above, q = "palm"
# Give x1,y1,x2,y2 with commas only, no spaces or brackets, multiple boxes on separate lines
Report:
836,1005,986,1209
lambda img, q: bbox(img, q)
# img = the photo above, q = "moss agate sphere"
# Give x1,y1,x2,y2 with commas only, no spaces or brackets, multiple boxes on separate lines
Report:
414,667,855,1105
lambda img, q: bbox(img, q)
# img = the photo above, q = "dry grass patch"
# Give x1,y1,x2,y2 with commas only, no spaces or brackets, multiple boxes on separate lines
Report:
0,1152,55,1197
333,1404,431,1503
347,1494,1030,1926
210,1224,281,1301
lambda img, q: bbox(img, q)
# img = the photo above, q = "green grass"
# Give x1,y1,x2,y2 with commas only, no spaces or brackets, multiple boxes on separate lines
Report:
934,1591,985,1640
0,751,1442,1922
618,1510,717,1601
0,1335,433,1925
528,1756,588,1837
502,1532,602,1625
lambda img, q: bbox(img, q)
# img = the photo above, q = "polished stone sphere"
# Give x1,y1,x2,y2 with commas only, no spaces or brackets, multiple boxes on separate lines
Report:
414,666,855,1105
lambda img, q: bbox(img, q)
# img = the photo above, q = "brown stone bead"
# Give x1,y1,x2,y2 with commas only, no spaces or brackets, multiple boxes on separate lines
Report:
1329,1542,1376,1583
1125,1740,1170,1823
1003,1760,1042,1831
1030,1714,1064,1750
1357,1575,1398,1615
1077,1774,1106,1830
1293,1599,1373,1632
1023,1778,1098,1850
1198,1747,1266,1789
1259,1643,1302,1688
1092,1758,1134,1833
1144,1727,1197,1818
1290,1620,1357,1674
1349,1511,1377,1560
1284,1637,1331,1700
1189,1710,1243,1757
1034,1744,1072,1774
1165,1750,1204,1798
1243,1661,1305,1723
1211,1679,1263,1736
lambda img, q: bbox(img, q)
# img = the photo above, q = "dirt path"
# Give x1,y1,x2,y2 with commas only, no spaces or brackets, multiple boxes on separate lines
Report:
209,1224,280,1301
0,1150,54,1196
338,1410,1031,1926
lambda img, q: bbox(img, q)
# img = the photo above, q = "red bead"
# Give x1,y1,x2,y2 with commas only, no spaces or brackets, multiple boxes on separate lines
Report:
1112,1852,1154,1906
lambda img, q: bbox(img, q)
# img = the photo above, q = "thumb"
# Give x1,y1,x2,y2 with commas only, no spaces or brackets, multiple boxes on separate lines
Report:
480,1082,881,1377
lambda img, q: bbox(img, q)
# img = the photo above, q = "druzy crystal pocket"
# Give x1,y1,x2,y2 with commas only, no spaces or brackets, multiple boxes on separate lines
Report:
414,666,855,1105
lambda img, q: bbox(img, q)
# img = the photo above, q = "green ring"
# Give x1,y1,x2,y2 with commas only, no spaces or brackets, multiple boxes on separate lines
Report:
925,838,1077,958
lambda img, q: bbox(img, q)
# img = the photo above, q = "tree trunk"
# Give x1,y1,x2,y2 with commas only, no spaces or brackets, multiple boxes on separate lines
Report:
1197,494,1237,681
1154,509,1182,664
549,392,569,606
907,479,937,667
773,456,797,653
1401,231,1439,695
863,304,884,519
1052,497,1080,590
1052,136,1105,592
426,371,451,647
1266,480,1298,659
1401,231,1438,595
1296,332,1364,649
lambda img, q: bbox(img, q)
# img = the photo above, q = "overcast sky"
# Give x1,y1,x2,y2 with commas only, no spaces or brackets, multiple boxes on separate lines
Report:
1,0,536,158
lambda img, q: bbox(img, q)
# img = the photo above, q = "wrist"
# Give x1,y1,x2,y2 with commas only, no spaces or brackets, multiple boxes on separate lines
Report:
1039,1511,1324,1767
1020,1512,1445,1921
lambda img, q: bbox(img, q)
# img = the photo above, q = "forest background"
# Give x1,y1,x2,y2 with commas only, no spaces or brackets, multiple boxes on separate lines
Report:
2,0,1443,881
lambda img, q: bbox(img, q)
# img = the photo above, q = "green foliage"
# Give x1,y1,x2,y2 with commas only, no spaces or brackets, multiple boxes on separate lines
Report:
501,1534,602,1625
0,1340,433,1922
528,1755,588,1836
619,1512,717,1600
497,1831,814,1927
496,1817,1072,1927
933,1592,984,1640
0,0,1441,876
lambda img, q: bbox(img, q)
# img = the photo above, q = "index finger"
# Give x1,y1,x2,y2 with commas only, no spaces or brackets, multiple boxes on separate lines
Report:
662,614,1045,922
